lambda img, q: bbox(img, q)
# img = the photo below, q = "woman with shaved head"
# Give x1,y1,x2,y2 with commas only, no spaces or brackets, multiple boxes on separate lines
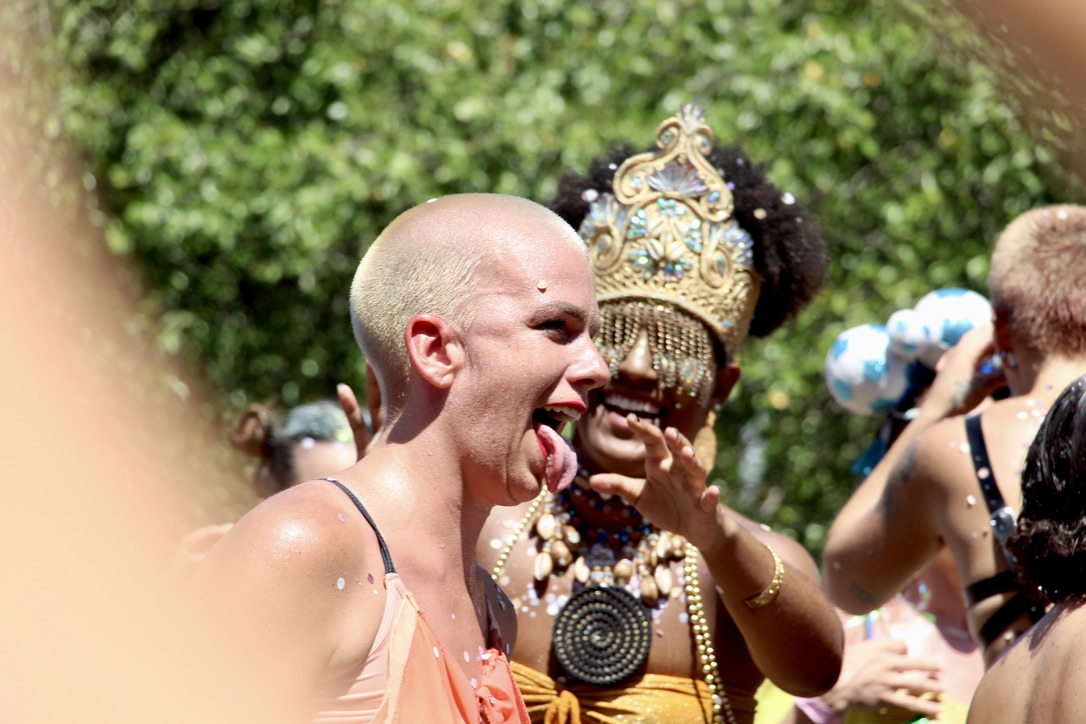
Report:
188,193,608,723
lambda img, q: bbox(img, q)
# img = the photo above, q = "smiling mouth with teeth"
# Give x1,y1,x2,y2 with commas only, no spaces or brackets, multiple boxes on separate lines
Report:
602,392,664,427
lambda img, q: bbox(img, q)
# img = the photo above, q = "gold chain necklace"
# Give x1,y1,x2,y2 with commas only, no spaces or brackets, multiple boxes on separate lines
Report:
490,489,736,724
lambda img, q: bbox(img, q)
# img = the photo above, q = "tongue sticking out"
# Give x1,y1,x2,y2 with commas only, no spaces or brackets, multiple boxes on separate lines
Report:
535,424,578,493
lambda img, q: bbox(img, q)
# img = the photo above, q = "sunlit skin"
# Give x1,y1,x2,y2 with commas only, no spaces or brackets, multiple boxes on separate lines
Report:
823,324,1086,666
185,194,608,720
168,438,360,577
478,310,844,721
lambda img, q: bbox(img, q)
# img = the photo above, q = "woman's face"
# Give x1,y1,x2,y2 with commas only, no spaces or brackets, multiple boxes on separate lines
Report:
574,304,725,477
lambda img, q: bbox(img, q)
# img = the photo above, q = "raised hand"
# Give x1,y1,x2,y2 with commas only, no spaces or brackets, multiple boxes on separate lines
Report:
918,324,1005,421
336,363,383,461
588,414,722,548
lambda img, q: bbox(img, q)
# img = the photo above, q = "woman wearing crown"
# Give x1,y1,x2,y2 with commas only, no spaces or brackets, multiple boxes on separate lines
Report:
476,106,844,724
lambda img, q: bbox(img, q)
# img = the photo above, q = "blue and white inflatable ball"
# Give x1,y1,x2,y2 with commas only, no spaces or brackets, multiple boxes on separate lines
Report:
825,323,911,416
912,288,992,369
885,307,931,361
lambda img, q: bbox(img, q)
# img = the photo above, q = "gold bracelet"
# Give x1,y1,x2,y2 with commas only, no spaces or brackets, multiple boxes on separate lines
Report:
744,542,784,610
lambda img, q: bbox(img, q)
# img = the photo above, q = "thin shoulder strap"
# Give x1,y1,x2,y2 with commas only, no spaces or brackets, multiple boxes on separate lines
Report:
319,477,396,574
963,416,1019,566
964,415,1008,514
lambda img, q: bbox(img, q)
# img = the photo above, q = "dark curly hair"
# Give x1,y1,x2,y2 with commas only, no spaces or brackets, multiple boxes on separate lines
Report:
547,142,828,346
1008,376,1086,603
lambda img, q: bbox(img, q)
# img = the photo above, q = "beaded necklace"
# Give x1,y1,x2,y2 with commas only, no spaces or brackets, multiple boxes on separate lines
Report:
490,482,737,724
530,485,686,605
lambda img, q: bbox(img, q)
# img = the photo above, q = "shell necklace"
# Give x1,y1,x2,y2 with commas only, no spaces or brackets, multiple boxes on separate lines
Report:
531,484,688,604
490,479,737,724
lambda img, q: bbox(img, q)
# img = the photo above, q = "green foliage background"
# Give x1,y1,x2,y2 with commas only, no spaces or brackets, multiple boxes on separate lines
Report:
20,0,1081,554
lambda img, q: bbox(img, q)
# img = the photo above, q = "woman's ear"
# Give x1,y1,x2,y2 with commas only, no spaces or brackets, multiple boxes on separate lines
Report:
711,362,741,409
404,314,463,389
992,307,1014,355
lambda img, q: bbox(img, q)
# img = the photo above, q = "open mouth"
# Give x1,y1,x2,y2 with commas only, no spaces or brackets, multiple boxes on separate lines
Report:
602,392,663,427
532,404,582,437
531,404,583,493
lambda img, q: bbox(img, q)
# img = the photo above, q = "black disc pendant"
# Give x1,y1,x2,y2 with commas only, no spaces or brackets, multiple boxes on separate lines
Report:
552,584,651,686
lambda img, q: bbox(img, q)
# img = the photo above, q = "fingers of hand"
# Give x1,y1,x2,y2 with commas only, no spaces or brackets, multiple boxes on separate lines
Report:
881,686,943,717
337,382,371,458
888,657,942,675
626,414,670,460
337,382,359,417
699,486,719,513
588,472,644,506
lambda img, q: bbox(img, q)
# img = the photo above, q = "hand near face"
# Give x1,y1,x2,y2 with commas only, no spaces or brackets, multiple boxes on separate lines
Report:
588,414,721,547
918,324,1005,421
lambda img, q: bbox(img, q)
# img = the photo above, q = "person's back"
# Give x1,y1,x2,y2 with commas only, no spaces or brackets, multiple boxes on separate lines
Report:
967,377,1086,723
913,375,1057,661
824,205,1086,665
967,604,1086,723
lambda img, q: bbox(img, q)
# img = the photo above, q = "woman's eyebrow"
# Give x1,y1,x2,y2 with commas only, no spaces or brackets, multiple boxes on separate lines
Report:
528,301,587,324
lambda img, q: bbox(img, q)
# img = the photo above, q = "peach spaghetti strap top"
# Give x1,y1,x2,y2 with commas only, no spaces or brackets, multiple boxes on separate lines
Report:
312,478,530,724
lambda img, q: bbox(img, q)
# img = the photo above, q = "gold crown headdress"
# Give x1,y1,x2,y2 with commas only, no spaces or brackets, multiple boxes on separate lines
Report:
579,104,760,359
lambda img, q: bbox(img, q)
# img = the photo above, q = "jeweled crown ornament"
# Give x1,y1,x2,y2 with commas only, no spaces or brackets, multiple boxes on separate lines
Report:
579,104,759,356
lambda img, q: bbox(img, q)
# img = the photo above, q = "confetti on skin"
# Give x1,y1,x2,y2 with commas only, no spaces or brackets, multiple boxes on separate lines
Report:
434,646,440,658
967,495,977,507
463,651,470,663
367,572,374,584
536,280,548,292
373,589,379,595
547,603,560,616
1017,412,1028,420
451,613,456,620
336,577,346,590
337,513,346,523
470,678,478,689
489,538,502,550
960,443,970,454
678,613,690,624
656,629,664,637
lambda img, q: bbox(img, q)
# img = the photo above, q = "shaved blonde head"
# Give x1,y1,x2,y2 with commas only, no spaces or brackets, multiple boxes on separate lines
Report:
990,204,1086,356
350,193,586,418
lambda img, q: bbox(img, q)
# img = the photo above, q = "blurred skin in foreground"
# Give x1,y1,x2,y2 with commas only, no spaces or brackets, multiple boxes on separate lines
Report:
1,124,278,723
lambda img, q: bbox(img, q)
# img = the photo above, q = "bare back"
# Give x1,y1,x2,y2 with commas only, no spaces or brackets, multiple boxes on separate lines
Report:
919,396,1050,663
967,602,1086,723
